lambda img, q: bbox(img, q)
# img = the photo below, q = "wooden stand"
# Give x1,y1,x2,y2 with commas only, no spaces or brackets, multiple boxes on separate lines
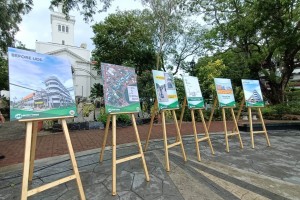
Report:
208,98,243,152
178,97,214,161
20,116,86,200
99,113,149,195
235,99,271,148
144,100,187,171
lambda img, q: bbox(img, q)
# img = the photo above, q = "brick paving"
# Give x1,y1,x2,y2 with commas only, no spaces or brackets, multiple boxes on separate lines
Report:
0,121,233,168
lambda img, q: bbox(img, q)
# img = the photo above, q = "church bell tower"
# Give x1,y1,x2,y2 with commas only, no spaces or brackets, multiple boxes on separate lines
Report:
50,4,75,46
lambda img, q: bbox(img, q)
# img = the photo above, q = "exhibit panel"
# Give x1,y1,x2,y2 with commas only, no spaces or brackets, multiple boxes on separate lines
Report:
8,47,76,121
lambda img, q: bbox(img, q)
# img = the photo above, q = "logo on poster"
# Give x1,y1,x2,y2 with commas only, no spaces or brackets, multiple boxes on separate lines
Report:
69,110,75,115
15,114,22,119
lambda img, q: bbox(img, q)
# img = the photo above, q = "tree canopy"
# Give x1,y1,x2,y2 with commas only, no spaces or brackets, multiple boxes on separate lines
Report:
190,0,300,104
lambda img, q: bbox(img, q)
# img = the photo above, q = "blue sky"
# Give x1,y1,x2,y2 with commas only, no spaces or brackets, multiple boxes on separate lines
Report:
8,48,74,101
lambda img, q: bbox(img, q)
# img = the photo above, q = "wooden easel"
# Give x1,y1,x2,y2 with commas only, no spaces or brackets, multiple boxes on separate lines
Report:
178,97,214,161
207,98,243,152
234,98,271,148
20,116,86,200
99,113,149,195
144,99,187,171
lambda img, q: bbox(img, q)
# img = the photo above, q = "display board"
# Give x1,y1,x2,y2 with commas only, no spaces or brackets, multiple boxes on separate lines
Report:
241,79,264,107
214,78,236,107
182,76,204,109
152,70,179,110
8,47,76,121
101,63,141,113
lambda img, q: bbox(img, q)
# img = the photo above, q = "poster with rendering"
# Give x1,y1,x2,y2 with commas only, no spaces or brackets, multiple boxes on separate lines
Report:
152,70,179,110
182,76,204,109
242,79,264,107
8,47,76,121
101,63,141,113
214,78,236,107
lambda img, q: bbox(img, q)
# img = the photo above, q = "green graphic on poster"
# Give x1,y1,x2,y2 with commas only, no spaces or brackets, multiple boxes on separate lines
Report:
101,63,141,113
152,70,179,110
8,47,77,121
182,76,204,109
214,78,236,107
242,79,264,107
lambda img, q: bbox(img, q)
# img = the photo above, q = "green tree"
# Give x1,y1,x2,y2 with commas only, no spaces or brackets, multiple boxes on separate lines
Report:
92,10,156,73
190,0,300,104
196,59,227,100
0,0,32,90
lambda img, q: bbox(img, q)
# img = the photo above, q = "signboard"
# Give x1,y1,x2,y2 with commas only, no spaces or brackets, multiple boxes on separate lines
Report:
182,76,204,109
242,79,264,107
8,47,76,121
101,63,141,113
214,78,236,107
152,70,179,110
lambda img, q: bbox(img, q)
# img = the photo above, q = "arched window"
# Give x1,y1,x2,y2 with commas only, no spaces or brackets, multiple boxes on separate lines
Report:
58,24,61,31
62,25,65,32
62,40,65,45
66,26,69,33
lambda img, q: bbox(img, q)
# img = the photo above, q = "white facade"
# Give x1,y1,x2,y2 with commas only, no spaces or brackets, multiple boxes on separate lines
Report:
35,7,99,99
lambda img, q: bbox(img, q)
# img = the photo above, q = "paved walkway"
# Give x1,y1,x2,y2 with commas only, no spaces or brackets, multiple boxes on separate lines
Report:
0,121,233,167
0,130,299,199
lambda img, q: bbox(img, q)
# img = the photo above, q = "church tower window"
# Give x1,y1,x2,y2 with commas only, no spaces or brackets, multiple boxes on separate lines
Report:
58,24,61,31
62,25,65,32
62,40,65,45
66,26,69,33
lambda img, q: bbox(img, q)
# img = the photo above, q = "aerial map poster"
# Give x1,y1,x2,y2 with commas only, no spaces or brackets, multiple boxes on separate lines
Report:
152,70,179,110
101,63,141,113
8,47,76,121
182,76,204,109
242,79,264,107
214,78,236,107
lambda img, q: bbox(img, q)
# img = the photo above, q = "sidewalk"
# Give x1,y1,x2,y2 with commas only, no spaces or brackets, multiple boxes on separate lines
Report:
0,131,299,199
0,121,233,168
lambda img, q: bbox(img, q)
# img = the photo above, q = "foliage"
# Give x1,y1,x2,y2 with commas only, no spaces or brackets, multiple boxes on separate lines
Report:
196,59,227,100
90,83,103,99
0,57,8,90
262,102,300,120
92,10,156,73
141,0,205,74
49,0,111,22
190,0,300,104
117,114,131,125
82,103,95,117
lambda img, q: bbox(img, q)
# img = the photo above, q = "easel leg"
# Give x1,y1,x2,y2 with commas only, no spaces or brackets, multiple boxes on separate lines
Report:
61,119,86,200
199,110,215,155
161,111,170,171
144,100,158,151
207,98,217,131
231,108,243,149
248,107,254,148
21,122,33,200
29,121,38,182
191,110,201,161
172,110,187,162
131,114,150,181
111,115,117,195
177,97,187,142
222,108,229,152
100,114,111,162
258,108,271,147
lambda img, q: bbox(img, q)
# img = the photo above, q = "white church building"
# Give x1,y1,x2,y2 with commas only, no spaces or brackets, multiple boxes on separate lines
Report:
35,6,99,99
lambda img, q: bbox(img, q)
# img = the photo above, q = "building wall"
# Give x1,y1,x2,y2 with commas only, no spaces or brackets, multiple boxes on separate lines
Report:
35,8,100,99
